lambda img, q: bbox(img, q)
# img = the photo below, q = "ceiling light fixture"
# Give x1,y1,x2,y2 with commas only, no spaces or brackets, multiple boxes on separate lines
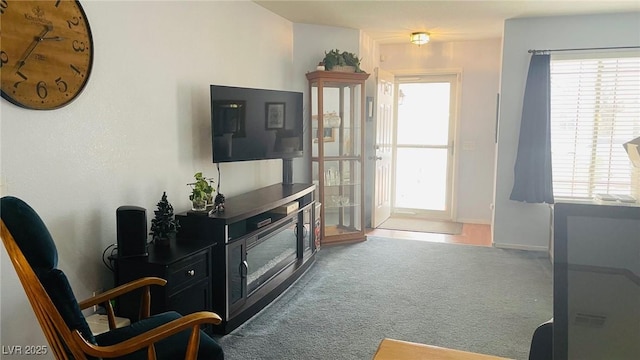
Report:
410,32,430,46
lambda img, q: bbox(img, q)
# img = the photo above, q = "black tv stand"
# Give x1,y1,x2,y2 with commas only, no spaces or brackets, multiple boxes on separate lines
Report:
176,182,317,334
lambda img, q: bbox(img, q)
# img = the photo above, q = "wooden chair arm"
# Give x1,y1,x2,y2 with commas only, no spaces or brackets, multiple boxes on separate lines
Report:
76,311,222,359
78,277,167,310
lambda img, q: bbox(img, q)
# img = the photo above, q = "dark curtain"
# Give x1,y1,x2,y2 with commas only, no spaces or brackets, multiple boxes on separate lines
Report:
510,54,555,204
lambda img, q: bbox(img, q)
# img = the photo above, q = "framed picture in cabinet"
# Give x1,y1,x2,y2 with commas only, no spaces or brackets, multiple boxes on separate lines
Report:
314,128,335,143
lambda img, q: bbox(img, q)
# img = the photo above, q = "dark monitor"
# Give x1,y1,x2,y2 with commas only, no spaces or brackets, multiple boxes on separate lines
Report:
210,85,303,163
553,202,640,359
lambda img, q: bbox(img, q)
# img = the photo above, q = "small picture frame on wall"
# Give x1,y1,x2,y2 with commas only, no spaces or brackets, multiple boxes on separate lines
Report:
266,102,285,129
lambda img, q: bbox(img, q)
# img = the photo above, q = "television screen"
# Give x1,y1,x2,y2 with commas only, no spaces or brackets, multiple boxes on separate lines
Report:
553,202,640,360
210,85,303,163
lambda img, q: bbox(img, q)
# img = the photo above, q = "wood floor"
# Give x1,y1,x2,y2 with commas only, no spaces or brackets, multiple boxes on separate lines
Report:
366,223,492,247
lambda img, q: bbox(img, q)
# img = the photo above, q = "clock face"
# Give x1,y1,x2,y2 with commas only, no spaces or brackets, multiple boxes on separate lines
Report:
0,0,93,110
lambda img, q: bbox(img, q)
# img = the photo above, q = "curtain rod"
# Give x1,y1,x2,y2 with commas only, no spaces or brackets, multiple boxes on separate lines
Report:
528,46,640,54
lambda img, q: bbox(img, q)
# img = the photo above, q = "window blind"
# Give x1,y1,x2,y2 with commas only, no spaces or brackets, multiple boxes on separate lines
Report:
550,54,640,199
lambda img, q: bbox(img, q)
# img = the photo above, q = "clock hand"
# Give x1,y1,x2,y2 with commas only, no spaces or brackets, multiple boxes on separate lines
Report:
41,36,65,41
15,24,54,72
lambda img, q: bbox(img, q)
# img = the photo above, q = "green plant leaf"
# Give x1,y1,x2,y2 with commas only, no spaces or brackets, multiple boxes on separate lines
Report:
322,49,362,71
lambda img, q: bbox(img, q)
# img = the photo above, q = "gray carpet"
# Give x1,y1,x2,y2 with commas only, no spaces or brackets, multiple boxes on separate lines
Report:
217,237,552,360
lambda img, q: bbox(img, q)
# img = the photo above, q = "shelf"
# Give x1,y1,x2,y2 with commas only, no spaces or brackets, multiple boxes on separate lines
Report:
323,182,361,187
324,225,364,238
202,183,315,225
306,70,370,83
324,203,361,210
314,156,362,161
311,127,362,132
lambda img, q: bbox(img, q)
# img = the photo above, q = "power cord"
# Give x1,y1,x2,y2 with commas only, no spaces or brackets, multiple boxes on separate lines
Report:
216,162,222,195
211,162,226,215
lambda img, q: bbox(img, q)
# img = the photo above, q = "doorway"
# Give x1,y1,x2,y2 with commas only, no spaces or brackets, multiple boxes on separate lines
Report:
392,74,458,220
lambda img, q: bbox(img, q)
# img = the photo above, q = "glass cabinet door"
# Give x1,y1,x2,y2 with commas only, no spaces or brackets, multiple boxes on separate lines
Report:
320,159,362,233
227,239,246,315
307,71,369,244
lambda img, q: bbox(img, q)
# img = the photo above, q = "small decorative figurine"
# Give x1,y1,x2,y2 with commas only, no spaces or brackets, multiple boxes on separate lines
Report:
213,193,226,213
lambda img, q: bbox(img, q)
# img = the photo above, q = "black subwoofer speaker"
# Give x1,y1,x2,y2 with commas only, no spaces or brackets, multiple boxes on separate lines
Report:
116,206,148,258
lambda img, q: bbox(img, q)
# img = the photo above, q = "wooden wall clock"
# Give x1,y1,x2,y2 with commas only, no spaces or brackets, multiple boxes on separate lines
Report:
1,0,94,110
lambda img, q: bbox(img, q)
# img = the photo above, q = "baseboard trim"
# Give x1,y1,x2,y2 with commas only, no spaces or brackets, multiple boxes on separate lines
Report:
456,218,491,225
493,243,548,252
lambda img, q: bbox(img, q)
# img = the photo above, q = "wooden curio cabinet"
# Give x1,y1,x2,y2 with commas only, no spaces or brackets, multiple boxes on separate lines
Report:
306,70,370,245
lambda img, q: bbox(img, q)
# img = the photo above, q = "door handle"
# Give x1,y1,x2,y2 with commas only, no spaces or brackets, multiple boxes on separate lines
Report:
240,260,248,278
368,156,382,160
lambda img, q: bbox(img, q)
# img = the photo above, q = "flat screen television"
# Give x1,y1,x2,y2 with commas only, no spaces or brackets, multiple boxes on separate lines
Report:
210,85,303,163
553,201,640,360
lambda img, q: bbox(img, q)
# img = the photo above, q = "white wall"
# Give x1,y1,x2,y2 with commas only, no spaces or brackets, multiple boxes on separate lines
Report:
378,39,502,224
292,23,363,182
292,24,363,78
0,0,296,353
494,12,640,250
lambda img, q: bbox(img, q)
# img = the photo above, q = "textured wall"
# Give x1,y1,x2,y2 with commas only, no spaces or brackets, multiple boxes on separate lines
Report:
0,0,295,351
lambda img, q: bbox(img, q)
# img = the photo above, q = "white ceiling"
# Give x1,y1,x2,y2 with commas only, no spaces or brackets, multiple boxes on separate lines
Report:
254,0,640,44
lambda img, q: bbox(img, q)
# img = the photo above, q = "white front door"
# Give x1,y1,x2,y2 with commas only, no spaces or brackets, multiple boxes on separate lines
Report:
372,68,395,228
393,74,459,220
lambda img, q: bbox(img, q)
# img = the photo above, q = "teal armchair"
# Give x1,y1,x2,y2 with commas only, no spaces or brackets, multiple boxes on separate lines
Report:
1,196,224,360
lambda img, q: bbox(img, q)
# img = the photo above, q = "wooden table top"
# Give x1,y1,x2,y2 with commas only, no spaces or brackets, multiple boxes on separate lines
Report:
373,338,513,360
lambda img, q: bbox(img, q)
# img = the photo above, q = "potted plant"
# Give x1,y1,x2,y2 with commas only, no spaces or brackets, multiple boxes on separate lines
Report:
188,172,215,211
149,192,180,247
322,49,363,73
